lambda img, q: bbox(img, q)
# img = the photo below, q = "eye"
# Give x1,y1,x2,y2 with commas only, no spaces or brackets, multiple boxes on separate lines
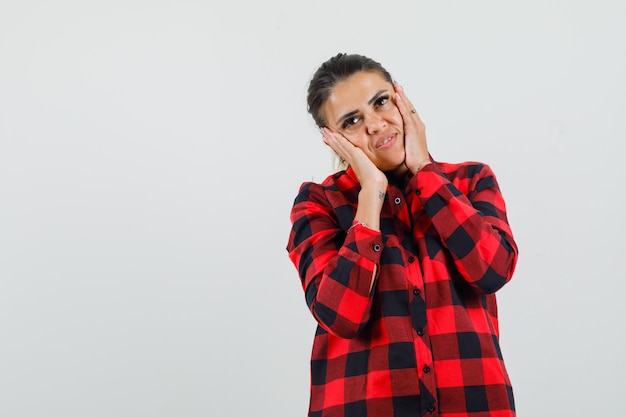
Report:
374,95,389,108
342,116,360,129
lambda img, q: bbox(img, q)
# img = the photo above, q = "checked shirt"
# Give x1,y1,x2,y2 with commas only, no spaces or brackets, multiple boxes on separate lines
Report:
287,159,518,417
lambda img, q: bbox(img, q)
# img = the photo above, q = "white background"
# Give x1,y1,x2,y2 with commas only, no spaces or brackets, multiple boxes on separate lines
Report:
1,1,625,416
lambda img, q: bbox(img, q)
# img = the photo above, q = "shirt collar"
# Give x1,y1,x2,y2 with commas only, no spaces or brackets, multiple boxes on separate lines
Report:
345,166,359,184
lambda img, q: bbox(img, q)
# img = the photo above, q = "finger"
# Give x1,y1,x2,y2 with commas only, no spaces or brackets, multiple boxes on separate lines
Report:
394,82,419,119
320,127,339,153
394,82,414,111
321,127,352,162
320,126,330,146
394,82,414,108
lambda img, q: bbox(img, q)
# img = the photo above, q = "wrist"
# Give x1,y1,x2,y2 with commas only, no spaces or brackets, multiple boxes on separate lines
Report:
416,159,431,171
358,187,385,209
409,158,431,174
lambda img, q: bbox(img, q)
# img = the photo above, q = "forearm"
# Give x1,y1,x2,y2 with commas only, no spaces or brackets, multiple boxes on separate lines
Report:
408,163,518,293
353,187,384,231
306,226,382,338
287,182,384,338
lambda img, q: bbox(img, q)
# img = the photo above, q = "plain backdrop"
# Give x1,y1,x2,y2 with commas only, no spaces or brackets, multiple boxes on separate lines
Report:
1,1,625,416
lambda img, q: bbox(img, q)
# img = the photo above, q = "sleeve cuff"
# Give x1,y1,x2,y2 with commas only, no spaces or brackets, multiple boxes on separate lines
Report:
407,162,448,199
346,223,384,264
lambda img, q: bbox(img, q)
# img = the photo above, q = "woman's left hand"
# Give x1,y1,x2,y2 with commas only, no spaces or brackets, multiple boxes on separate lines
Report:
394,82,431,173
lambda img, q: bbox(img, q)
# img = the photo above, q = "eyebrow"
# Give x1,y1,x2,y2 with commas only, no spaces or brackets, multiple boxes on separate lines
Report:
335,89,389,126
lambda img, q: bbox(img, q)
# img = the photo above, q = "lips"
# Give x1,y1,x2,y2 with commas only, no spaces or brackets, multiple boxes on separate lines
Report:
375,133,397,150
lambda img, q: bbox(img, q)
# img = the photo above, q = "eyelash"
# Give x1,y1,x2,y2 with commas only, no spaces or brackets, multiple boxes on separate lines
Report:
342,95,390,129
375,95,389,107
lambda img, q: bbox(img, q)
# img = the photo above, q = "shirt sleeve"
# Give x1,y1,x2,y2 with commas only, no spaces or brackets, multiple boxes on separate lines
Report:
286,182,383,339
407,162,518,294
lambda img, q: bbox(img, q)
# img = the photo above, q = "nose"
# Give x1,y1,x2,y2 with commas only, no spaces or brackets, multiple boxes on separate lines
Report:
365,113,386,135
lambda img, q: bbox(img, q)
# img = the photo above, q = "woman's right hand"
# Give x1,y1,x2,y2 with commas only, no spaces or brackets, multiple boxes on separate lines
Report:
321,127,387,190
321,127,387,230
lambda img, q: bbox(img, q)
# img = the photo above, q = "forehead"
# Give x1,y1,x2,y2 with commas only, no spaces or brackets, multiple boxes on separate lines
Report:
323,71,392,125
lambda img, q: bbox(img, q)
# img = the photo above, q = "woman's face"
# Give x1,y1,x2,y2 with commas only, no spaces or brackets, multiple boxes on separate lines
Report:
322,71,405,172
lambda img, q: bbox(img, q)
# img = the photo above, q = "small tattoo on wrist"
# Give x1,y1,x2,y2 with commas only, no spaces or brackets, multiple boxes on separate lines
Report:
378,190,385,200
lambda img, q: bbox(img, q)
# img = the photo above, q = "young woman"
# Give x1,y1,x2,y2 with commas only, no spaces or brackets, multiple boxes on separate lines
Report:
287,53,518,417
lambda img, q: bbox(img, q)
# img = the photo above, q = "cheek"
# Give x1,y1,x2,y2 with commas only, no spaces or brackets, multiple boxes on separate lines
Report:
391,107,403,125
383,105,403,126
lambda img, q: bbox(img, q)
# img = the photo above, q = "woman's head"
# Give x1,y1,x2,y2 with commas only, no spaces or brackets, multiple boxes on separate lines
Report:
307,53,393,128
307,54,407,173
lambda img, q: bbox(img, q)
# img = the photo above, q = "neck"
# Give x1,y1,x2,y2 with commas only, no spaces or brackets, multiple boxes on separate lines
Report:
385,163,409,180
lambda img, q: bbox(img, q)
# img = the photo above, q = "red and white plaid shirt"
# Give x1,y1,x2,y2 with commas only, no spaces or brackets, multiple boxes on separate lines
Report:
287,159,518,417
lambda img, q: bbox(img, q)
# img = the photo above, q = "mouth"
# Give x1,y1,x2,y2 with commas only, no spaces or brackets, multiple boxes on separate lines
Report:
375,133,396,149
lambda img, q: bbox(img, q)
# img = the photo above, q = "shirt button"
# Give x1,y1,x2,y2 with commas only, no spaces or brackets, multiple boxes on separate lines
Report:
394,197,401,204
427,404,436,412
423,365,431,373
408,256,415,263
413,288,420,295
373,244,381,252
417,327,424,336
415,189,421,196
